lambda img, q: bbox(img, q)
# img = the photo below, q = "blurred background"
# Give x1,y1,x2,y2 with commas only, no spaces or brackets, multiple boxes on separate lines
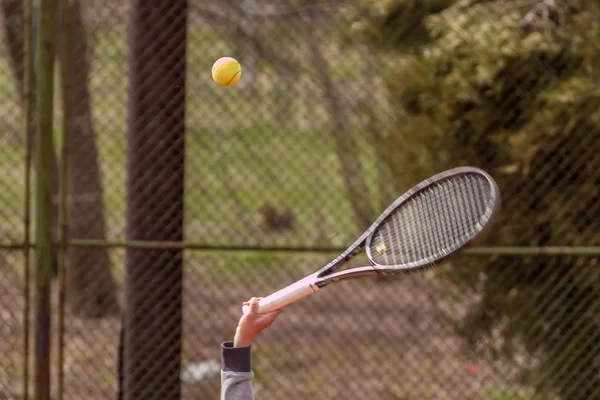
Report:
0,0,599,399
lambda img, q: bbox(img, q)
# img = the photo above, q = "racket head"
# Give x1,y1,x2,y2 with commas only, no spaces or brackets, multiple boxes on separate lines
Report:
365,166,500,273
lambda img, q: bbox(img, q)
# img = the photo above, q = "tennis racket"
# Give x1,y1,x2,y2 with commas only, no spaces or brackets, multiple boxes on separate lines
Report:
243,166,501,314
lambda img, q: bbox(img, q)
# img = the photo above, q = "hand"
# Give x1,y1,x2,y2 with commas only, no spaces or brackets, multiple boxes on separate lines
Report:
233,297,282,347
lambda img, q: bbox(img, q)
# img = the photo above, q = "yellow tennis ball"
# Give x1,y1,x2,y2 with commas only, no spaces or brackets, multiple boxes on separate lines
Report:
211,57,242,87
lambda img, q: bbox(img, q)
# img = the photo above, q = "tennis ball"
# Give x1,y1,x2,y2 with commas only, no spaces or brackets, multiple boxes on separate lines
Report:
211,57,242,87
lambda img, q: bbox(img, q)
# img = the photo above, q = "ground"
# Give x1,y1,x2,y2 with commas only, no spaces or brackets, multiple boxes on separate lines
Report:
0,252,528,400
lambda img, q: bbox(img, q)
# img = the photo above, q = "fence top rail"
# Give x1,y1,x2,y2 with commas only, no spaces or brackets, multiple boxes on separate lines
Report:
1,240,600,256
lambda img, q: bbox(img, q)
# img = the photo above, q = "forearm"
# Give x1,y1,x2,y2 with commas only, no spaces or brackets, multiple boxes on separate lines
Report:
220,342,254,400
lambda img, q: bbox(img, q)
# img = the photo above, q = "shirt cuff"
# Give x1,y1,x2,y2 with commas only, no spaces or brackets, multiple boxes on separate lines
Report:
221,341,252,372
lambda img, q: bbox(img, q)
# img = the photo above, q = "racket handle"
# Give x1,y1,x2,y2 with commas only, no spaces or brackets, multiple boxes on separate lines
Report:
242,277,320,314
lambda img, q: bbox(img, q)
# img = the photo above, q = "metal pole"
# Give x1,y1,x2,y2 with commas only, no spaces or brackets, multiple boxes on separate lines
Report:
23,0,33,399
33,0,58,397
123,0,188,398
57,0,70,397
22,0,34,395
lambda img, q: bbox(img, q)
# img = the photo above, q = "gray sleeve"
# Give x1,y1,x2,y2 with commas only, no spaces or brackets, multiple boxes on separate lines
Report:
220,341,254,400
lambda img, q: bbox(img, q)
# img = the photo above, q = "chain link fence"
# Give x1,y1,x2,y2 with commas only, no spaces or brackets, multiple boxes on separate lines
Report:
0,0,599,399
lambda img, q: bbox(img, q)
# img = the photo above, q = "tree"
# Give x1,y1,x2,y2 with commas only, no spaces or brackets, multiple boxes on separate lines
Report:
1,0,120,318
303,12,376,230
61,0,120,318
352,0,600,398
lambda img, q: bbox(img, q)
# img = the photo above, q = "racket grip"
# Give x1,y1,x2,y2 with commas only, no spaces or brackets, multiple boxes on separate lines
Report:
242,277,320,314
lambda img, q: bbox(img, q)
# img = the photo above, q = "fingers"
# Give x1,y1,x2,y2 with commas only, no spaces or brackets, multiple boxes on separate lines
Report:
268,308,282,316
249,297,260,313
259,308,282,325
242,297,263,309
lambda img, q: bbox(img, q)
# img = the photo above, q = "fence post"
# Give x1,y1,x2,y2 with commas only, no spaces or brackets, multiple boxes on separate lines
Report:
57,0,71,397
121,0,188,399
21,0,34,396
33,0,58,398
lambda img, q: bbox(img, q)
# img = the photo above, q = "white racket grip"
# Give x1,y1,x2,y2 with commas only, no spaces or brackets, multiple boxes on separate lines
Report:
241,276,320,314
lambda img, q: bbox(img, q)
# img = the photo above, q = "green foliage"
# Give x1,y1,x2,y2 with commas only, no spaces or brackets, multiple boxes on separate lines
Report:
344,0,456,49
357,0,600,399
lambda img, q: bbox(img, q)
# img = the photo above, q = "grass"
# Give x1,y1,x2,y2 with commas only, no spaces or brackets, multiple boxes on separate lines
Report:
0,26,391,308
0,26,385,255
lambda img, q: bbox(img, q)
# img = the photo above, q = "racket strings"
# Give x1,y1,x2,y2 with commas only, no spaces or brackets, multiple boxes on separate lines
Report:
370,174,494,266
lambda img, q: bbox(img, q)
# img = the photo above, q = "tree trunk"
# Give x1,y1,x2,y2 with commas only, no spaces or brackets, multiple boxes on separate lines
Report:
121,0,187,398
2,0,119,318
240,0,258,93
61,0,120,318
359,49,397,209
305,19,375,230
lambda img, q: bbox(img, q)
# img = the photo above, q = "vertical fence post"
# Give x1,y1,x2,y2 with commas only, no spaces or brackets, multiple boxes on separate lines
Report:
33,0,58,398
22,0,34,396
57,0,70,397
121,0,188,399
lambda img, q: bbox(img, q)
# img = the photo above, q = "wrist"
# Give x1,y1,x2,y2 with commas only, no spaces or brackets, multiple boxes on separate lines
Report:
234,330,254,348
233,337,253,347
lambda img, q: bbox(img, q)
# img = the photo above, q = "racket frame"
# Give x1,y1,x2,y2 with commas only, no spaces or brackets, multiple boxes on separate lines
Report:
314,166,500,286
